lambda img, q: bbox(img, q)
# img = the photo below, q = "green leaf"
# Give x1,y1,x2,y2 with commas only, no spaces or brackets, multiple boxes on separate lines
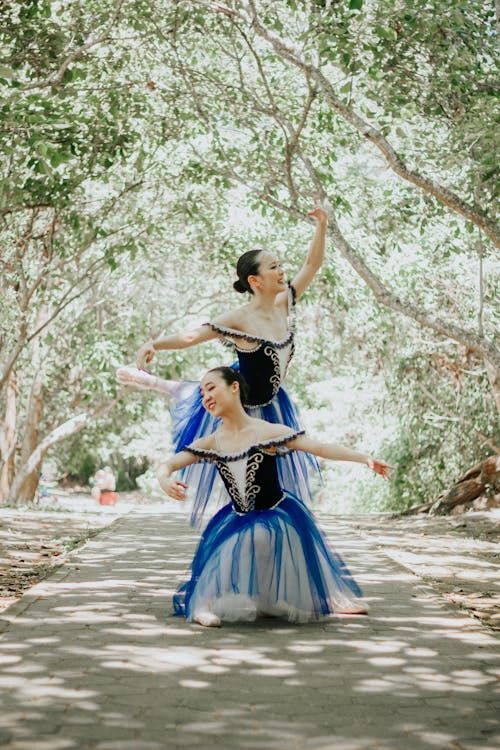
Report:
349,0,363,9
375,26,398,41
34,158,51,175
36,142,49,157
50,151,66,167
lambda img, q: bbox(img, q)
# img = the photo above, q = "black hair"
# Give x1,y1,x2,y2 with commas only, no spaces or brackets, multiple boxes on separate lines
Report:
206,366,250,405
233,249,263,294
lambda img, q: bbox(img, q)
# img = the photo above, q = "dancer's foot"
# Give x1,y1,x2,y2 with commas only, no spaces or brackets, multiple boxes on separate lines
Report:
193,611,221,627
117,366,155,389
336,603,369,615
116,366,176,396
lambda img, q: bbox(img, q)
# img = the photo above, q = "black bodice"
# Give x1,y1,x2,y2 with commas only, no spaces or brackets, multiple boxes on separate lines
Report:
203,283,296,409
215,448,283,513
235,338,294,408
186,431,304,514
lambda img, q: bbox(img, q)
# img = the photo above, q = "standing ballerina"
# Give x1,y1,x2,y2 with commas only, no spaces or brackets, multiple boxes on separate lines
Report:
157,367,392,627
119,201,329,523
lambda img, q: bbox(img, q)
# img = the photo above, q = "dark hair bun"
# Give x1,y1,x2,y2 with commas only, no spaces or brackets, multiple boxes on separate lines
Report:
233,279,247,294
234,249,262,296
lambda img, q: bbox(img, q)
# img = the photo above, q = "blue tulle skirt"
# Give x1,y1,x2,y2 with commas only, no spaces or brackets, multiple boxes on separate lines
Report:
173,494,366,624
170,372,321,526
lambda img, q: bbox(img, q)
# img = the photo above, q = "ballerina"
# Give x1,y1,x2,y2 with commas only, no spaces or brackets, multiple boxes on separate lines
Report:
119,200,329,524
157,367,392,627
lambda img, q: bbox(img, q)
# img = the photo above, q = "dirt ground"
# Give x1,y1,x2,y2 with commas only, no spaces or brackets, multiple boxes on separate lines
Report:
0,493,498,632
0,507,120,614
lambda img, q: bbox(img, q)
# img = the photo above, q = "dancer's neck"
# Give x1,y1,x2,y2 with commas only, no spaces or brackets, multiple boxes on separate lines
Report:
250,290,278,316
219,407,255,437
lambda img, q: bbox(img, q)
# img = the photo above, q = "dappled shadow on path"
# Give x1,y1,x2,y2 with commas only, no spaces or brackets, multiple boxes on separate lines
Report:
0,511,498,750
335,513,500,631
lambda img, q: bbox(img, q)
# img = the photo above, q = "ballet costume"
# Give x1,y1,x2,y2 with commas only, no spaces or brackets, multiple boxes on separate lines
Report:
173,430,366,624
171,284,321,525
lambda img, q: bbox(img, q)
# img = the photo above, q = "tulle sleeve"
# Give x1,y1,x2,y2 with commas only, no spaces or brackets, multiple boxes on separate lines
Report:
257,429,305,455
201,323,235,350
182,445,216,462
201,322,267,349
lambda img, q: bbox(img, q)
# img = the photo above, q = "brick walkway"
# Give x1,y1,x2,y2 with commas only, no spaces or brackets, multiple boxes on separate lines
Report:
0,509,498,750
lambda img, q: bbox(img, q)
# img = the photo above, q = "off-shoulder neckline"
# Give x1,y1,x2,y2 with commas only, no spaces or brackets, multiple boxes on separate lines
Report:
203,322,293,346
203,281,296,346
185,430,304,461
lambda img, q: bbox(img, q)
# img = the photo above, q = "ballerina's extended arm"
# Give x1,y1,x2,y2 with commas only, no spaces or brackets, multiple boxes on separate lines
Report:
284,433,393,481
288,198,329,302
136,323,220,369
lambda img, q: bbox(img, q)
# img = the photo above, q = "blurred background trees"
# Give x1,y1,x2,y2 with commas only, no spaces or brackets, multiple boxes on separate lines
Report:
1,0,498,511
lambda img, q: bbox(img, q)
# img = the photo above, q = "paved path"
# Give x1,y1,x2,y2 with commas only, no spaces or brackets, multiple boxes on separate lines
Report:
0,510,498,750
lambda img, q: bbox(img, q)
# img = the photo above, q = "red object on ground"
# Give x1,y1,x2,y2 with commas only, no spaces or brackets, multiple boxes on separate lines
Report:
99,491,118,506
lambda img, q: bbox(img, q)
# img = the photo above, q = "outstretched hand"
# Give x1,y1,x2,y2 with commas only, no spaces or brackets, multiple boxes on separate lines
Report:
307,196,329,226
136,341,156,369
366,458,394,481
158,474,188,501
167,480,188,501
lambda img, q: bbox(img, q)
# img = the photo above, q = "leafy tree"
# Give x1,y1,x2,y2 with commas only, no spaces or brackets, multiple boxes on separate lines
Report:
1,0,497,511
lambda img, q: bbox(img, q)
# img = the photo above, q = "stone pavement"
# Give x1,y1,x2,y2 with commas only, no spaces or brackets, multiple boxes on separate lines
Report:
0,509,498,750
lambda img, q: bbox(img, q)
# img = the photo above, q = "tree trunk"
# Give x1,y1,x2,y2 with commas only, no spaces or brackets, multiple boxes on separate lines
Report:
7,396,121,505
17,374,44,504
16,306,47,505
0,372,17,504
401,456,500,516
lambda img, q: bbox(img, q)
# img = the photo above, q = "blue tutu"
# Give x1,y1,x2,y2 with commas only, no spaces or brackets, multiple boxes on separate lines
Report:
173,493,365,623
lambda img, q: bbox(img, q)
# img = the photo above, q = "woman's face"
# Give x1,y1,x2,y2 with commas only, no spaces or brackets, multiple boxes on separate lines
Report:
200,371,239,417
251,251,285,294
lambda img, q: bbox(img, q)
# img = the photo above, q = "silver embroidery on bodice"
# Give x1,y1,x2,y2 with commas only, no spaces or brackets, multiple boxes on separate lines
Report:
264,345,282,394
214,458,243,508
244,451,264,507
227,457,247,502
277,340,293,383
215,452,265,513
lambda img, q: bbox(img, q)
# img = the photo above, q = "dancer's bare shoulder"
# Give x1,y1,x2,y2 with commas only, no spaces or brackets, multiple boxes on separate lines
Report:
187,435,217,452
212,304,254,334
252,419,300,443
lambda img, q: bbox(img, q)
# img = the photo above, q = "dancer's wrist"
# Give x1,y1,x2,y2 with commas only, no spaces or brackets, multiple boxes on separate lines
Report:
156,462,171,489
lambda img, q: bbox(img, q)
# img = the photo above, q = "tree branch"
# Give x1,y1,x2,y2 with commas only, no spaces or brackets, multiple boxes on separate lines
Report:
21,0,125,91
415,381,499,454
240,0,500,248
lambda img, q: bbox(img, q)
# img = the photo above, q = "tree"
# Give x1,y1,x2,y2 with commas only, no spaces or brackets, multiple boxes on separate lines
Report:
0,0,161,502
1,0,497,510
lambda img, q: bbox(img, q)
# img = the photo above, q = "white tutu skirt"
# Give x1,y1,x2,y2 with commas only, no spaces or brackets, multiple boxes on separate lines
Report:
173,494,366,624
